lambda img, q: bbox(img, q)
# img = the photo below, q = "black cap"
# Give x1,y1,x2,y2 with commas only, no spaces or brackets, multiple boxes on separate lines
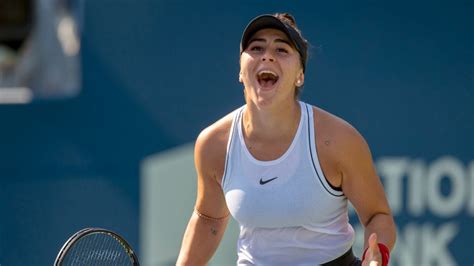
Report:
240,14,307,72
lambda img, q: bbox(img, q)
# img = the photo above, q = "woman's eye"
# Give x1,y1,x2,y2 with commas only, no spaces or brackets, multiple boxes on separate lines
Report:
250,46,263,52
277,48,288,53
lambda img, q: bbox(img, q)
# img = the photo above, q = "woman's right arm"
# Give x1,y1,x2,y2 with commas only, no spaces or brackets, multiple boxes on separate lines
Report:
176,126,230,266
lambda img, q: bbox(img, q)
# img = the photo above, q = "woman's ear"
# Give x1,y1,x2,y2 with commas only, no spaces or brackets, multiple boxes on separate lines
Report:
295,72,305,87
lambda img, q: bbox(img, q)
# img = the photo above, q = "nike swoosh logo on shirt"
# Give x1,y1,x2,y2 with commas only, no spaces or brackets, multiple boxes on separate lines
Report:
259,177,278,185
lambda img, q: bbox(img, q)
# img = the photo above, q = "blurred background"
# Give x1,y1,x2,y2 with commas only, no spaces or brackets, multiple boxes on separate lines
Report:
0,0,472,265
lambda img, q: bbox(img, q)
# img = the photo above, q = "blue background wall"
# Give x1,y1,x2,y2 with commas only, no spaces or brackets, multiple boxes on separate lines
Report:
0,1,472,265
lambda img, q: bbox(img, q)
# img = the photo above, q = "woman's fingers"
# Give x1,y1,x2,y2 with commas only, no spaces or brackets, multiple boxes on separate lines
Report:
363,233,382,266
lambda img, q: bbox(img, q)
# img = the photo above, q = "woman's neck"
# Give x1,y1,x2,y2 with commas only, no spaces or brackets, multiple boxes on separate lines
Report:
242,99,301,141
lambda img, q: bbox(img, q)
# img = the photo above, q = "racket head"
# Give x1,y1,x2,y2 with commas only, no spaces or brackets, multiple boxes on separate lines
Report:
54,227,140,266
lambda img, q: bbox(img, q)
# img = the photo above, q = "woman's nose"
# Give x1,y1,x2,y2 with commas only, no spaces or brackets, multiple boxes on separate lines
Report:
261,51,275,62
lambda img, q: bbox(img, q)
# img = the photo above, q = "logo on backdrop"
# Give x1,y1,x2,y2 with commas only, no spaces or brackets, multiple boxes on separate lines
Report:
369,156,473,266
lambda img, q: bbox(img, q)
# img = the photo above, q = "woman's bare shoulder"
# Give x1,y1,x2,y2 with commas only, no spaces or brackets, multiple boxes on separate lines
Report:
197,111,235,149
312,105,363,143
311,105,369,168
195,110,238,182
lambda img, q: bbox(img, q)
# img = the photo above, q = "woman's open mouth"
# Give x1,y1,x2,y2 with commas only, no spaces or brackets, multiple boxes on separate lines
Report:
257,70,279,88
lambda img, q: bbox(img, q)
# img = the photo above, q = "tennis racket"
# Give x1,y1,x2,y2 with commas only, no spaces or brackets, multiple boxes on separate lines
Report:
54,227,140,266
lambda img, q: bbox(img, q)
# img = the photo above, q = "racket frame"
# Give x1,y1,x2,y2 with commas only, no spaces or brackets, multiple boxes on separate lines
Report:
54,227,140,266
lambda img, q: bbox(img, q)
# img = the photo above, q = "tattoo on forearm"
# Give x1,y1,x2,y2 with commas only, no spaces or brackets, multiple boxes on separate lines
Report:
211,227,218,235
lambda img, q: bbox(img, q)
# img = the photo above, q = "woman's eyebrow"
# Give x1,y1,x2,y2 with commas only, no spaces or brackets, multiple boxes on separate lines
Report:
248,38,266,45
248,38,292,47
274,38,292,46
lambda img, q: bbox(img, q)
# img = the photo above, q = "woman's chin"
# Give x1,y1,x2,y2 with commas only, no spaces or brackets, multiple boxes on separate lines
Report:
245,84,279,107
257,86,276,97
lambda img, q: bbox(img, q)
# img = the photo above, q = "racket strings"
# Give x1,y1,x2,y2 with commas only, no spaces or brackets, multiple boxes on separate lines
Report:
61,232,132,265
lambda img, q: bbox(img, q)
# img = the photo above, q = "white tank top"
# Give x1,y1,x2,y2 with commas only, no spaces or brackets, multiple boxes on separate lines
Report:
222,101,355,265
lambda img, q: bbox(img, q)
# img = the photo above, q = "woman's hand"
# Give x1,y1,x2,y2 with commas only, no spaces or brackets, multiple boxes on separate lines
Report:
362,233,382,266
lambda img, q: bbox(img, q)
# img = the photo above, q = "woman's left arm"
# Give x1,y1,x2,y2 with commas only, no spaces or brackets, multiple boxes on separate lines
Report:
337,126,396,265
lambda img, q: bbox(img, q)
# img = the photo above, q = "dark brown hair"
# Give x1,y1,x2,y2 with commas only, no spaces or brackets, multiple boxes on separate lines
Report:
273,13,309,97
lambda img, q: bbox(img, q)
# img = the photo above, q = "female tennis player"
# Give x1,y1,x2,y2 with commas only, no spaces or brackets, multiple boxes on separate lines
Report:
177,13,396,266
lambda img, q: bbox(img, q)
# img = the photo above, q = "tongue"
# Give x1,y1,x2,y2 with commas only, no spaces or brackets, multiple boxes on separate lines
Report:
260,79,276,87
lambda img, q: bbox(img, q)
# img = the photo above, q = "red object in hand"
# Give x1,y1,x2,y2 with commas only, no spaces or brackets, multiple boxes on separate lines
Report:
362,243,390,266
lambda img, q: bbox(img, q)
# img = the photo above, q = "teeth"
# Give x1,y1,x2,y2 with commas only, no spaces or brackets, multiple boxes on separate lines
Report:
258,70,278,77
